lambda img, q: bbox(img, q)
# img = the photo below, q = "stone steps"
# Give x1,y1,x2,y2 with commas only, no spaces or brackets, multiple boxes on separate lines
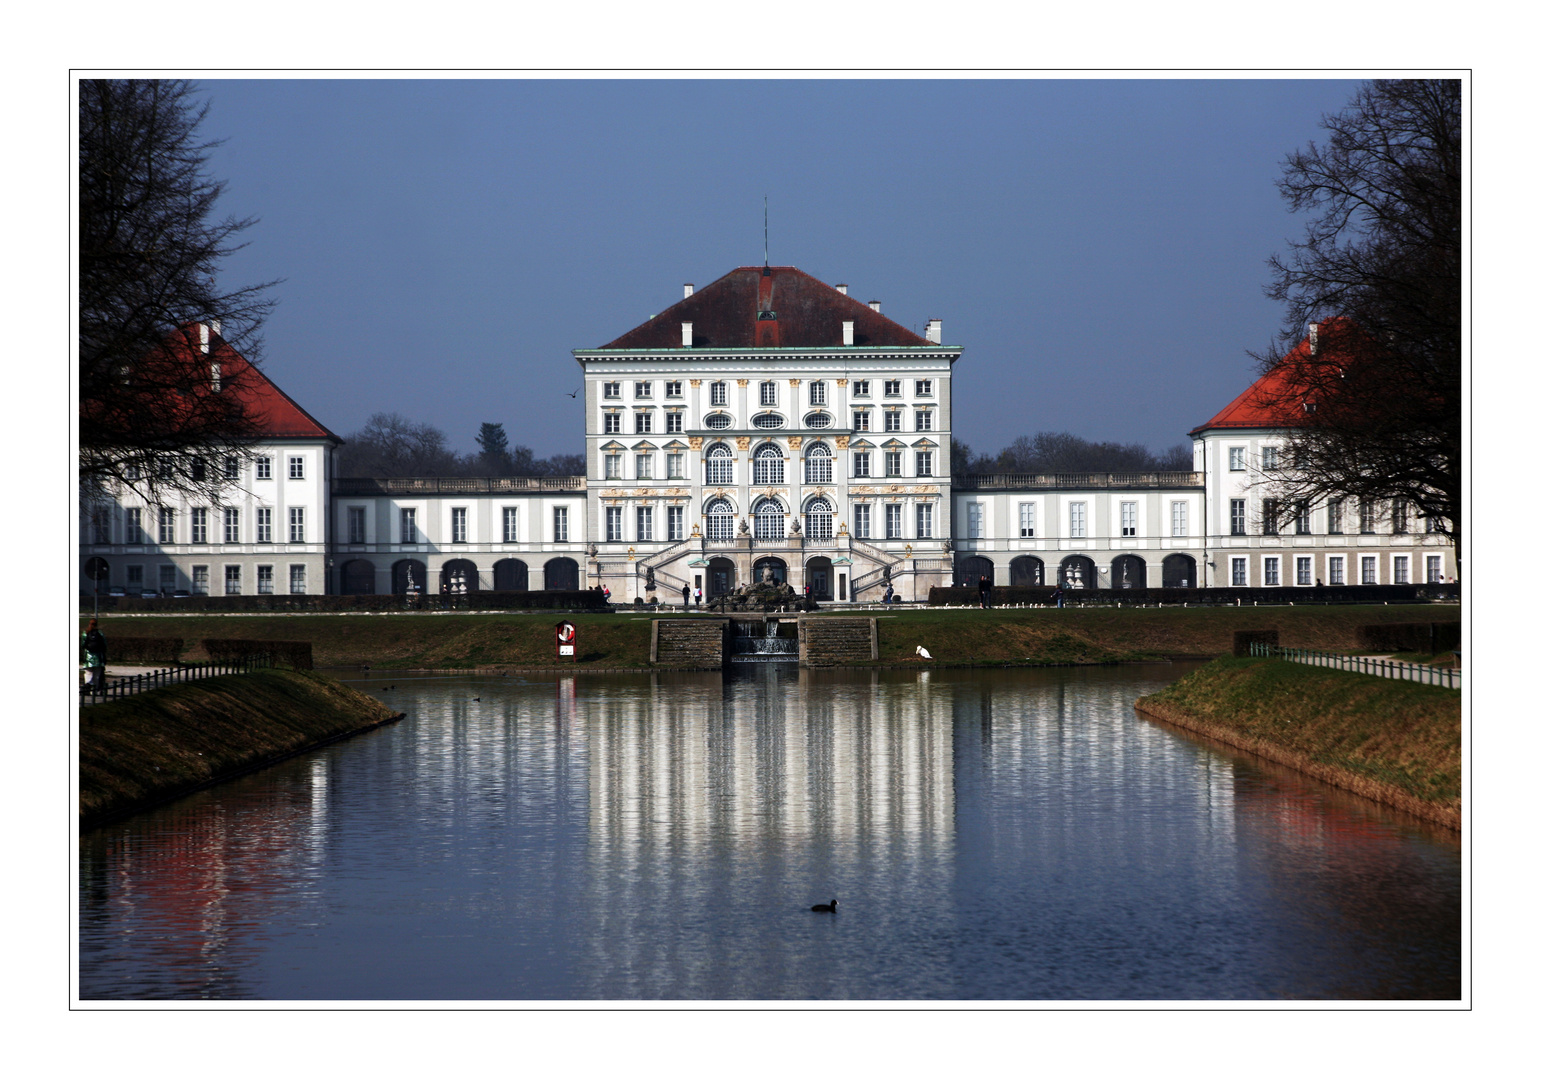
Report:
799,618,878,667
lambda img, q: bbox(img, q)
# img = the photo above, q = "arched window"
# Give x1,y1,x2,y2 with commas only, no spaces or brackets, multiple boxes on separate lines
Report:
754,498,784,540
805,497,834,540
705,443,734,485
753,444,784,485
705,497,735,540
804,441,833,484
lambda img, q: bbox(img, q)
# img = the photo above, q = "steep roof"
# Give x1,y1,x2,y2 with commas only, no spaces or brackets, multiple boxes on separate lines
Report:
214,339,339,441
597,266,935,350
1191,323,1356,435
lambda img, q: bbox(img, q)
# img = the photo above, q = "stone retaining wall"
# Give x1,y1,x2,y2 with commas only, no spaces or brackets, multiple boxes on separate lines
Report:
652,620,729,668
799,618,878,667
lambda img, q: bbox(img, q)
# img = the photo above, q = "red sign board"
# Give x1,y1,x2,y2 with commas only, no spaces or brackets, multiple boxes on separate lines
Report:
555,620,576,659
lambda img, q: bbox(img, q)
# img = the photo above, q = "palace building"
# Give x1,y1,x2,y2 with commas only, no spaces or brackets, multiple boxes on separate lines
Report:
78,263,1456,600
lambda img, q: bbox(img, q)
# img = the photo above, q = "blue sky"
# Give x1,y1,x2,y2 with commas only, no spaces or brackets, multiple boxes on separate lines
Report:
199,77,1364,460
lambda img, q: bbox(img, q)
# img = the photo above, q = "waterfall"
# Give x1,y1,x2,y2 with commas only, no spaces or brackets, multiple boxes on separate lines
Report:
728,619,798,663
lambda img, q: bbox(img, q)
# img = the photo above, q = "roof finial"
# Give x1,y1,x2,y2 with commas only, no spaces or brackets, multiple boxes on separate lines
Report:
764,195,769,268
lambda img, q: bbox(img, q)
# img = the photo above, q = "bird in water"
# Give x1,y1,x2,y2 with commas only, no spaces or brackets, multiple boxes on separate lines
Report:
916,646,932,659
810,899,838,913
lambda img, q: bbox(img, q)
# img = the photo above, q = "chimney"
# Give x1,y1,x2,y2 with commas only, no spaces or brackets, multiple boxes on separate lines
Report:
682,321,693,347
868,300,881,313
924,318,942,344
683,283,694,298
835,283,848,296
842,320,855,346
1308,323,1319,355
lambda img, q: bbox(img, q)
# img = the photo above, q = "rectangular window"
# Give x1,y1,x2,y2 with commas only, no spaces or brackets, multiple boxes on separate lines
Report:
760,381,777,407
666,411,683,434
916,504,933,539
885,451,903,477
257,507,273,544
1070,501,1087,539
289,507,306,543
853,452,871,478
452,507,467,544
1359,496,1376,533
1394,555,1410,584
667,506,684,542
1329,556,1345,585
1120,501,1137,537
852,380,870,397
854,504,871,539
1391,499,1409,534
710,381,728,406
853,411,871,432
885,503,903,539
224,456,239,481
502,507,518,542
884,410,902,432
1228,447,1245,471
1264,557,1280,586
635,410,653,434
257,565,274,594
192,565,209,594
914,409,933,432
347,506,364,544
127,564,144,588
1261,445,1280,470
1230,499,1247,536
158,507,175,544
191,457,207,482
603,381,621,399
604,412,622,434
665,380,683,398
1425,513,1440,534
399,507,416,544
1426,555,1443,583
159,564,177,593
1019,502,1036,538
126,507,143,545
809,381,827,406
884,379,901,396
915,379,932,396
289,564,306,594
158,460,174,482
92,508,111,544
256,456,272,480
1294,500,1311,535
226,507,242,544
288,456,304,480
1360,556,1377,584
1262,498,1280,535
1327,499,1343,534
967,503,983,539
667,452,684,480
915,451,933,478
634,380,652,398
1231,557,1247,587
636,506,653,542
636,453,653,479
553,506,568,542
604,453,622,479
224,565,241,595
1171,501,1188,537
1296,556,1314,586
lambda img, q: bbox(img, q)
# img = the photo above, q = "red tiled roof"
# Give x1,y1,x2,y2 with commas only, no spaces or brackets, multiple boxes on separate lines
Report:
1191,321,1357,435
214,339,339,441
598,266,934,350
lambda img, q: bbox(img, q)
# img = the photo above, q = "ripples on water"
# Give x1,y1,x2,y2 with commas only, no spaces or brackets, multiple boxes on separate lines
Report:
78,665,1461,1001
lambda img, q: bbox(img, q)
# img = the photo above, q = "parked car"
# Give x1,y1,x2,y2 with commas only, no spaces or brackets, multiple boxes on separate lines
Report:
107,585,126,597
140,590,159,599
173,589,192,598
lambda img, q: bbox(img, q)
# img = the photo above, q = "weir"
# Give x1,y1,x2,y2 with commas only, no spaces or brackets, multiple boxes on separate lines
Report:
728,617,798,663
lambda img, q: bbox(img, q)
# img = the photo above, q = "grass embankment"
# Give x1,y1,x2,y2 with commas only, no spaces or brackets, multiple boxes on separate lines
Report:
80,667,401,827
87,603,1458,670
1134,656,1461,829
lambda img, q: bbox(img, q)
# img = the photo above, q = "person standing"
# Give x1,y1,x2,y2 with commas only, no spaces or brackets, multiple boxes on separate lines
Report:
1052,585,1064,608
884,583,894,605
82,618,106,692
979,575,992,610
680,583,690,609
694,586,702,608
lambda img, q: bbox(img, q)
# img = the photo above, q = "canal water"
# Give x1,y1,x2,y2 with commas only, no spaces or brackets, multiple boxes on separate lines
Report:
77,665,1461,1000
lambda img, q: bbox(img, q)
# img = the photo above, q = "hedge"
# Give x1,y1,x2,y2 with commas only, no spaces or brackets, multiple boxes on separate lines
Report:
202,639,314,670
81,589,610,615
1357,622,1461,654
927,583,1459,607
96,636,184,665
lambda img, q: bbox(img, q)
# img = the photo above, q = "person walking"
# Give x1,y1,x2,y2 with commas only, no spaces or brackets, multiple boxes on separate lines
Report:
884,583,894,605
978,575,992,610
1052,585,1064,608
694,586,702,608
82,618,106,693
681,583,690,609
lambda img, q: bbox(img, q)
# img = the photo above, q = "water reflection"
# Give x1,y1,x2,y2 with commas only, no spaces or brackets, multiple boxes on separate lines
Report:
78,666,1460,1001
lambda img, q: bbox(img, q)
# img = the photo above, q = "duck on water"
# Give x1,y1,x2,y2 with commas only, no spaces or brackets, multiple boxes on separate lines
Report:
810,899,837,913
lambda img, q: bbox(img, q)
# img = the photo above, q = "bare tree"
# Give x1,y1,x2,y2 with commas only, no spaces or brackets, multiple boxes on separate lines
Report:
970,432,1193,474
1253,79,1461,560
79,79,278,502
336,413,468,477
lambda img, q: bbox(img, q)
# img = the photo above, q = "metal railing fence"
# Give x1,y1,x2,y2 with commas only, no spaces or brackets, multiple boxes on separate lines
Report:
80,653,273,704
1249,641,1460,689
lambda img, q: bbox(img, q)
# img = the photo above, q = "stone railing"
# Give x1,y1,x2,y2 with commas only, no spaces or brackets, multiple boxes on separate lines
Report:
953,472,1204,490
333,476,586,495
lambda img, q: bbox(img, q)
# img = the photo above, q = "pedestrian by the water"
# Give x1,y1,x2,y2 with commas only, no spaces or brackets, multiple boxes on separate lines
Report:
979,576,992,609
694,586,702,607
82,618,106,692
1052,585,1064,608
681,583,690,609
